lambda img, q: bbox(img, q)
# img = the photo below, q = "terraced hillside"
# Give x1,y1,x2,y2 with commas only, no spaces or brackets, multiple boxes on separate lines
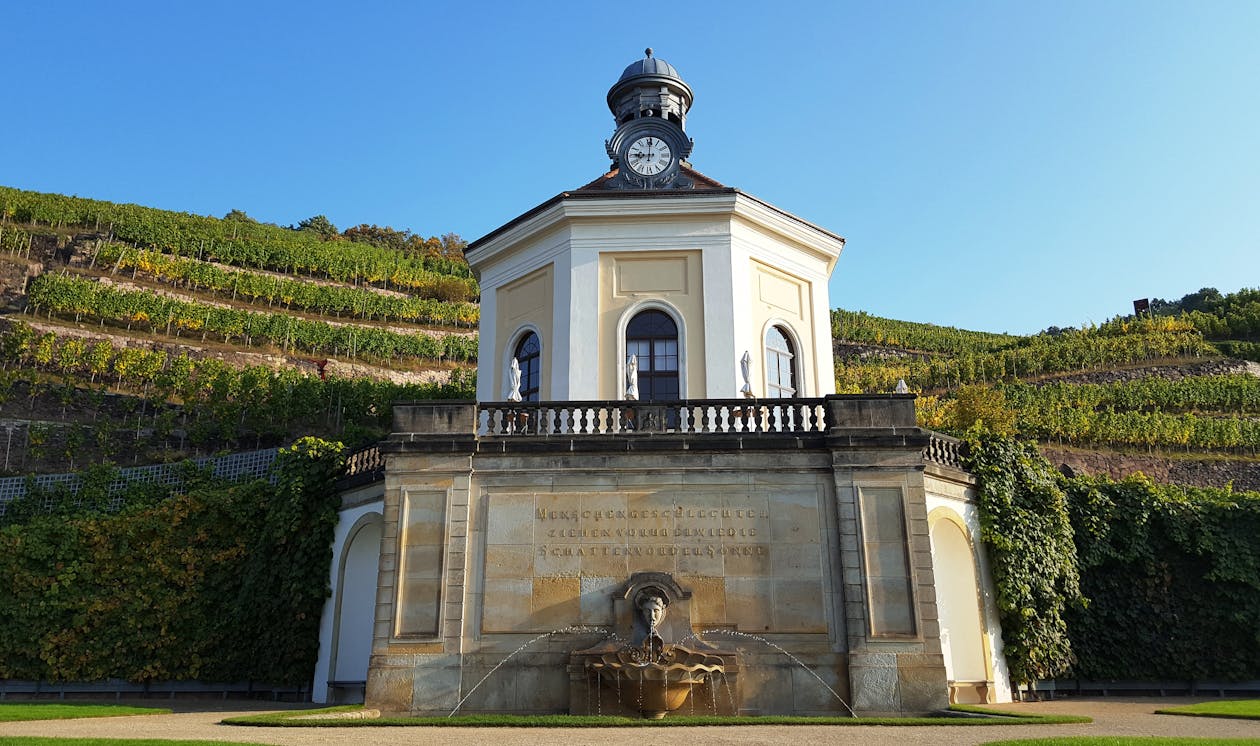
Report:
832,293,1260,490
0,186,479,472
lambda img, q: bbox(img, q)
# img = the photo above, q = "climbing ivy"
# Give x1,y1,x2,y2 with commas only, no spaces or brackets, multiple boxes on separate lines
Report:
0,437,343,686
1064,475,1260,680
967,434,1260,685
964,434,1083,686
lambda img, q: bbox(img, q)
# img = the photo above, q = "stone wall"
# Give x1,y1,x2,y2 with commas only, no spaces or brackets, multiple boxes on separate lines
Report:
1042,445,1260,493
367,397,951,717
1032,359,1260,386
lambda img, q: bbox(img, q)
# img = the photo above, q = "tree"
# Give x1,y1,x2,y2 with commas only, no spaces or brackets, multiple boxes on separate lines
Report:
949,384,1017,436
295,215,340,240
439,232,468,260
222,209,256,223
342,224,407,252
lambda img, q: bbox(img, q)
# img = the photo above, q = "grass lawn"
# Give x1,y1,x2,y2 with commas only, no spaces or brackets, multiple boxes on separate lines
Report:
0,704,170,722
0,740,270,746
222,704,1091,727
1155,700,1260,721
983,739,1260,746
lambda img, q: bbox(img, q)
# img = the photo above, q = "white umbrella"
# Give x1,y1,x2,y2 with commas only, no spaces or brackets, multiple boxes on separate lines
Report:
625,354,639,400
740,350,753,398
506,357,523,402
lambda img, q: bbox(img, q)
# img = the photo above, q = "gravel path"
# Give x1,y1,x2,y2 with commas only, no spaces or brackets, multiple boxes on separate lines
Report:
1,697,1258,745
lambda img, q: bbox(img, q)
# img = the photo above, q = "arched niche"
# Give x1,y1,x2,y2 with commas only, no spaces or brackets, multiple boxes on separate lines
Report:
928,510,991,702
327,512,383,701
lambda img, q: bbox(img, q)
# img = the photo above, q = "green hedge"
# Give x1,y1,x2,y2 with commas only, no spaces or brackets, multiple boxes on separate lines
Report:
1064,475,1260,680
0,438,343,686
966,435,1260,684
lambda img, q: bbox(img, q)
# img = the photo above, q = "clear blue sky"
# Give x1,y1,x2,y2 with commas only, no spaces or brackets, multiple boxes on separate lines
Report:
3,1,1257,334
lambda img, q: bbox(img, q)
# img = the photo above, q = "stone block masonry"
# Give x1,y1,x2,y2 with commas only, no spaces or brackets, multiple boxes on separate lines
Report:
367,396,948,716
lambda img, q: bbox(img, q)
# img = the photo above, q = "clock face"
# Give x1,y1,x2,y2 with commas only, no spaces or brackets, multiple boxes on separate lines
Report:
626,136,673,176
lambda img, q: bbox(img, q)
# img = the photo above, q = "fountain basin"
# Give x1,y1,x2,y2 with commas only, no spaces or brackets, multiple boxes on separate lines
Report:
586,646,727,718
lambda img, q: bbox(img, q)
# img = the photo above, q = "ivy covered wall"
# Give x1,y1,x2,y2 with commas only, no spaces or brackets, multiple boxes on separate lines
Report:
967,435,1260,685
1066,475,1260,680
0,438,343,686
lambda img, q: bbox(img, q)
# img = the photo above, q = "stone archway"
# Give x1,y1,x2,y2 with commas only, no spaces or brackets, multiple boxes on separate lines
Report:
929,515,990,703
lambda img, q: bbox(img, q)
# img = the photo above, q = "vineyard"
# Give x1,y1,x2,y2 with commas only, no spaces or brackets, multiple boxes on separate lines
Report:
26,273,477,363
95,244,479,327
836,326,1218,393
0,184,482,474
831,308,1020,354
0,322,474,469
1,182,1257,485
836,293,1260,468
0,186,477,291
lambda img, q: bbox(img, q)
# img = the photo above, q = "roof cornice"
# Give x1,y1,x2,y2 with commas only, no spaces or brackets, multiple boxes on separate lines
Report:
467,189,845,275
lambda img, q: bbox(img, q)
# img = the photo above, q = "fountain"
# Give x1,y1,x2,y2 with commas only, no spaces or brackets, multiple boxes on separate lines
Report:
569,573,740,718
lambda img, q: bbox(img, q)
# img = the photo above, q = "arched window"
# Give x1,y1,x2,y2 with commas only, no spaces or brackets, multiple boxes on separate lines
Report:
514,331,541,402
766,325,797,398
626,310,679,401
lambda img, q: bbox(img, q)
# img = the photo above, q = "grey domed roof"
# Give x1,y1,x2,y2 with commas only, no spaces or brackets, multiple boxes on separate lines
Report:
617,48,684,84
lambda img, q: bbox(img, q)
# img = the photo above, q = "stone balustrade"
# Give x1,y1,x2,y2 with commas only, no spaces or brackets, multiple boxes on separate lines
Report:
343,444,384,479
925,432,966,470
476,398,829,436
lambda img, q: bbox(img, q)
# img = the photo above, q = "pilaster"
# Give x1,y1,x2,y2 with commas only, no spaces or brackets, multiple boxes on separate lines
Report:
825,395,948,715
366,402,477,715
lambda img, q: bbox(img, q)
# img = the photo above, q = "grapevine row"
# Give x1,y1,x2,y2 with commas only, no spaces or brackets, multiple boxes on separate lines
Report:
836,329,1218,393
1,323,476,445
831,308,1020,354
96,244,480,328
1013,406,1260,453
26,274,478,364
1001,375,1260,416
0,186,479,296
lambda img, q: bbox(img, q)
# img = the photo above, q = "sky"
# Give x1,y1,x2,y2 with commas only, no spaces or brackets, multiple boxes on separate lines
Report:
3,1,1257,335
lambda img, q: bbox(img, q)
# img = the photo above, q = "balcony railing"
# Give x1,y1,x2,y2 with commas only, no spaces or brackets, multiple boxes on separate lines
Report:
925,433,966,470
477,398,830,436
342,444,384,481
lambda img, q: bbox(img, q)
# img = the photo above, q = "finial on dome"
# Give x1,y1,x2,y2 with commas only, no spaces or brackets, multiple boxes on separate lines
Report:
645,47,653,58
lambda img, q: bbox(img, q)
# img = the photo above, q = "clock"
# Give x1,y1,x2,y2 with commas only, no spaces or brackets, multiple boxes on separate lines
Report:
626,136,673,176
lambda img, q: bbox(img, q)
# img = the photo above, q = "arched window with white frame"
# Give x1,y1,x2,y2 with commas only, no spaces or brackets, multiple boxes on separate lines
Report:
765,324,797,398
626,310,679,401
513,331,541,402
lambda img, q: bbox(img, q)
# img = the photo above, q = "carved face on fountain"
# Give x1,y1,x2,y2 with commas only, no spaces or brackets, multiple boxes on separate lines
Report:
637,591,668,630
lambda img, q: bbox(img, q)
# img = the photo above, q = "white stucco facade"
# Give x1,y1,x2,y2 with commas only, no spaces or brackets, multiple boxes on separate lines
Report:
467,190,843,403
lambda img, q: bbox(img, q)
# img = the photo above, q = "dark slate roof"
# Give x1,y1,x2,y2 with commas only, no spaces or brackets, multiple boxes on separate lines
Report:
573,164,727,192
467,165,844,256
616,53,683,84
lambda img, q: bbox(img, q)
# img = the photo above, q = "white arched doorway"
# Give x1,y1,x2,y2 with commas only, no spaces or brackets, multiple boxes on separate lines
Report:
327,515,382,702
929,515,990,703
